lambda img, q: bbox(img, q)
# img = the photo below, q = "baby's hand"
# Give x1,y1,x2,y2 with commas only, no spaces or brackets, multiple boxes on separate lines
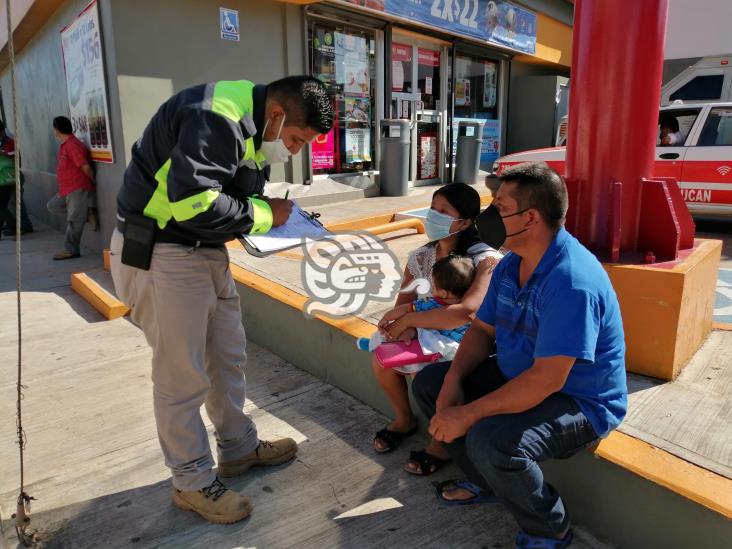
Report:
380,304,410,324
398,327,417,344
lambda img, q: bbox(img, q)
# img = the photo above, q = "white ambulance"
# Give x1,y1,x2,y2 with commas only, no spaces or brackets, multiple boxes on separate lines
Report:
494,102,732,217
553,55,732,147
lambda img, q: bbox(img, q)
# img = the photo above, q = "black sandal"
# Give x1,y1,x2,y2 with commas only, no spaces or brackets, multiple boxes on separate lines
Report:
403,449,451,476
373,425,417,453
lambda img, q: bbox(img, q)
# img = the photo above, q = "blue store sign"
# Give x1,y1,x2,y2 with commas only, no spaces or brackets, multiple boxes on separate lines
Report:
346,0,537,55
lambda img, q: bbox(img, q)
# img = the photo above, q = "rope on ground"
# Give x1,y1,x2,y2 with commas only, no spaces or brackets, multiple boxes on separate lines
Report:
5,0,37,545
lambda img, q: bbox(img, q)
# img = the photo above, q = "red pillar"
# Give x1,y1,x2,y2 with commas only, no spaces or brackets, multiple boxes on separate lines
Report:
565,0,692,260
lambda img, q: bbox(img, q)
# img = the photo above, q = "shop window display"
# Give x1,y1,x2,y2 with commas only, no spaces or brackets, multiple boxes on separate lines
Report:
309,22,376,175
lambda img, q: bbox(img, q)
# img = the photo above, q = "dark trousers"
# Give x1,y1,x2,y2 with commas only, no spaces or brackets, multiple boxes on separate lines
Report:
0,186,13,233
0,174,33,234
412,358,599,538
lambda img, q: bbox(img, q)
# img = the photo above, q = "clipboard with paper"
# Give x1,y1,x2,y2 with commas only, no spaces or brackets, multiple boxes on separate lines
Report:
241,202,333,257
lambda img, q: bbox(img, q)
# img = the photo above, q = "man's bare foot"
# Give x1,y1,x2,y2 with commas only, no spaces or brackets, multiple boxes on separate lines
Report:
441,485,478,501
437,479,494,504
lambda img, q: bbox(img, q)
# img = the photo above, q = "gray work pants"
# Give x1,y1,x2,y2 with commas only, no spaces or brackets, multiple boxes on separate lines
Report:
109,229,258,491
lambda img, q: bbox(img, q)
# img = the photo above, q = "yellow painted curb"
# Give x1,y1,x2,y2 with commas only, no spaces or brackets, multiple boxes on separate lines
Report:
71,272,129,320
230,264,374,339
596,431,732,519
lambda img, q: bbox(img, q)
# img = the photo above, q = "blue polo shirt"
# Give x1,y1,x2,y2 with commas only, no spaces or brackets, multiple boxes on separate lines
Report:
477,227,627,437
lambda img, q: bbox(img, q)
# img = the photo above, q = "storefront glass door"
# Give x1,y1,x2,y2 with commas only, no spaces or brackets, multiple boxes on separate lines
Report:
450,53,502,171
390,32,448,186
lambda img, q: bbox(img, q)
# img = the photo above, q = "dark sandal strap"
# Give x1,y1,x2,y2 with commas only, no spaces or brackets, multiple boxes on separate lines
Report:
407,449,450,475
374,426,415,452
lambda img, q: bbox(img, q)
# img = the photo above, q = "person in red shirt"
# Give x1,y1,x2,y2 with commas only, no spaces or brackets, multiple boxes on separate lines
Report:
47,116,95,259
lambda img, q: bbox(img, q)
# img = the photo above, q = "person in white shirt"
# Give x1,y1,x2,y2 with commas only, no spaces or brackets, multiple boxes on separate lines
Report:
660,116,684,146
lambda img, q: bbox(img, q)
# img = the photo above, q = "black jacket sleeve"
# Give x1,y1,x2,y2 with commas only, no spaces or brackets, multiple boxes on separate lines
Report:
165,106,262,234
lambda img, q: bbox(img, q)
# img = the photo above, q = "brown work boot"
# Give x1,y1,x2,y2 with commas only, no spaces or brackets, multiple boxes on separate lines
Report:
171,477,252,524
217,438,298,478
53,250,81,260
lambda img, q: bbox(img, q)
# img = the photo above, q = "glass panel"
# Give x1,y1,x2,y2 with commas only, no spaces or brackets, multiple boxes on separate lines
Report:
452,54,501,169
417,48,440,110
309,22,376,175
697,107,732,146
669,74,724,101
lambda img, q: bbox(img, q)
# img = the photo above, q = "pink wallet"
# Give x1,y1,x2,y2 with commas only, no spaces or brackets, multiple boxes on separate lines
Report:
374,340,442,369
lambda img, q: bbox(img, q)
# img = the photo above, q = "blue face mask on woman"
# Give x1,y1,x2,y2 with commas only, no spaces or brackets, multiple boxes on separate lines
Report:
424,208,464,241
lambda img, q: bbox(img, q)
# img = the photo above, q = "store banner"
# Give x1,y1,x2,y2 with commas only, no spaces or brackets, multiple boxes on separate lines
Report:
60,0,114,163
346,0,536,55
418,48,440,67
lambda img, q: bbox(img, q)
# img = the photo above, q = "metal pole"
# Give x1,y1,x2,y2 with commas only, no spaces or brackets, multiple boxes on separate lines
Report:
565,0,669,255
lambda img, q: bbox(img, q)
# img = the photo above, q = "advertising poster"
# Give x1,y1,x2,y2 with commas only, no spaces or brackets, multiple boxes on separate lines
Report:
313,28,336,86
455,80,471,107
419,135,439,179
483,61,498,108
455,56,472,107
391,43,412,92
345,97,370,124
60,0,114,162
346,128,371,163
481,118,501,163
335,32,370,97
311,128,335,170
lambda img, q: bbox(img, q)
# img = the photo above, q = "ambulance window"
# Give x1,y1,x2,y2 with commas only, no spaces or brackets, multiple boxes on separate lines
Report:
698,108,732,146
669,74,724,101
656,109,700,145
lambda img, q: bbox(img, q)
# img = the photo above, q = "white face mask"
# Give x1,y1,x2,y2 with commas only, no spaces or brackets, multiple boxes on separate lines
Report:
260,114,291,165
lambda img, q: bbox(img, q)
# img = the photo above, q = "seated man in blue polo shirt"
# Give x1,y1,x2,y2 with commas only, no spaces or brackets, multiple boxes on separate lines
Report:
413,162,627,549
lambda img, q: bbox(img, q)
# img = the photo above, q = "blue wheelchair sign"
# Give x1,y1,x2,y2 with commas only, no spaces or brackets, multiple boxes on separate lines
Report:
220,8,239,42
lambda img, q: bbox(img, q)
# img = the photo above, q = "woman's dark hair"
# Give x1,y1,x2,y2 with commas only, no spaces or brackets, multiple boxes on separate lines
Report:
432,182,483,254
53,116,73,135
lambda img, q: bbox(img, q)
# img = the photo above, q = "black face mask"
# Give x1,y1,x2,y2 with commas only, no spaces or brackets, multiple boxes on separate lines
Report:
475,204,530,249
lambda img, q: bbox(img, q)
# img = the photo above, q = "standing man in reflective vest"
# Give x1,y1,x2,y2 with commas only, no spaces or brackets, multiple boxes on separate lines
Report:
110,76,334,524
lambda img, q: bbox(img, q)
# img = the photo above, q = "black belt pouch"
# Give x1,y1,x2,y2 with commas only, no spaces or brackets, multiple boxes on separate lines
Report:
121,213,157,271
